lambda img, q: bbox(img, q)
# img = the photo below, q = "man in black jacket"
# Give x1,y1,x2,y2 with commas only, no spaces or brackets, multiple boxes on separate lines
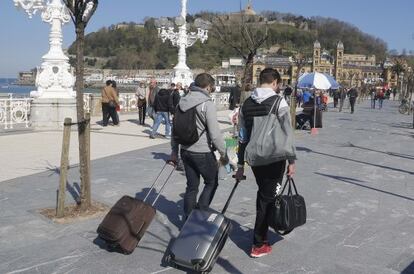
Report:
348,87,358,114
235,68,296,258
150,88,173,139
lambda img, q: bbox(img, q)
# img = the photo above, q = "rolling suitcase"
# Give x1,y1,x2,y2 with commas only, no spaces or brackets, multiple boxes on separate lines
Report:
97,162,175,254
166,177,244,273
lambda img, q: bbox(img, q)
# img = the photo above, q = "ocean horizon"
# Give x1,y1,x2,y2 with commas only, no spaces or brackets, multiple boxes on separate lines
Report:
0,78,102,96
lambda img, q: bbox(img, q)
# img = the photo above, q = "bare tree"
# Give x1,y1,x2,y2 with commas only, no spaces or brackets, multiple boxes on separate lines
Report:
210,13,268,103
63,0,98,210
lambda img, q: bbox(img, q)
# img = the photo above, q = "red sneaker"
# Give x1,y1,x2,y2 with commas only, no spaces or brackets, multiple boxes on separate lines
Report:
250,243,272,258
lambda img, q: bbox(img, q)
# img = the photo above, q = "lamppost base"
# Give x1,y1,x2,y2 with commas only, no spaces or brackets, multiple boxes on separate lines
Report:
30,98,77,130
172,68,194,87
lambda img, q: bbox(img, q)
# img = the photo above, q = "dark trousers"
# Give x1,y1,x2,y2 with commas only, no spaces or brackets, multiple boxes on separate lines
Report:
349,97,356,113
251,161,286,247
138,104,146,125
102,103,119,126
181,150,219,218
333,97,339,108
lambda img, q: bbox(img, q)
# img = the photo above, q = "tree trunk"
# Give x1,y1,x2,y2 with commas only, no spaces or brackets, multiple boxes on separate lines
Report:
240,53,254,104
75,23,91,210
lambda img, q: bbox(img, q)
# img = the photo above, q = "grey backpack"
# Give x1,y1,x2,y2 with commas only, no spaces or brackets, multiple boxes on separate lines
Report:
245,96,296,166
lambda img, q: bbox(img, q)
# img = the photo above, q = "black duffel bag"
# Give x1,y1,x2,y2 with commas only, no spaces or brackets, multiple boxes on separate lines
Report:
269,177,306,235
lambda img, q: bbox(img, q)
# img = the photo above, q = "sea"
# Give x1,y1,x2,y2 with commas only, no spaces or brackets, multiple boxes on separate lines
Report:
0,78,101,97
0,78,33,97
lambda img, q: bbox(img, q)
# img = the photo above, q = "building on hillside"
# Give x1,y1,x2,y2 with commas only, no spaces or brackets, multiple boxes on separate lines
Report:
253,56,293,86
17,70,36,85
221,57,244,69
314,41,383,87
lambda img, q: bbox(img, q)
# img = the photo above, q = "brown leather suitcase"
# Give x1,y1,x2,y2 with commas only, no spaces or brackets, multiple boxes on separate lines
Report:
97,163,175,254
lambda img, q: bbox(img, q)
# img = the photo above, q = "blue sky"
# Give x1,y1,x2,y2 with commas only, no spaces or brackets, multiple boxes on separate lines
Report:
1,0,413,78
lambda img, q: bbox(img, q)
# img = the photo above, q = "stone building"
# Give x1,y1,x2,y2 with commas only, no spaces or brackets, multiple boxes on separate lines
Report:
252,40,387,88
313,40,383,87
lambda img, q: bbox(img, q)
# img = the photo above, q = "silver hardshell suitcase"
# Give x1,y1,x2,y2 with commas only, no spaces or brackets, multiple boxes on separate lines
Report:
166,178,243,273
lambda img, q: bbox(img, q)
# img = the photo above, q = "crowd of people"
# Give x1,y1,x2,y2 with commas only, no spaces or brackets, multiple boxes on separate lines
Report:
99,68,398,259
99,69,297,258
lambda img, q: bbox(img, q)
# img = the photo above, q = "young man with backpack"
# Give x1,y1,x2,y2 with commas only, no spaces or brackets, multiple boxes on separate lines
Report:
235,68,296,258
171,73,228,220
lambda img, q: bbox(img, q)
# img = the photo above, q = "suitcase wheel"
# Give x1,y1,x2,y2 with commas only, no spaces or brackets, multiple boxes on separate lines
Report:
165,254,172,264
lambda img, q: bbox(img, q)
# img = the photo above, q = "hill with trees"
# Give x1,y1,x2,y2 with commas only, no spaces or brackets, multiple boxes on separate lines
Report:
68,11,388,70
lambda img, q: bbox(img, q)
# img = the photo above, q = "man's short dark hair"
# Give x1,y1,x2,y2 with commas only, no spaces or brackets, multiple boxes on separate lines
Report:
106,80,112,86
194,73,215,89
259,68,281,85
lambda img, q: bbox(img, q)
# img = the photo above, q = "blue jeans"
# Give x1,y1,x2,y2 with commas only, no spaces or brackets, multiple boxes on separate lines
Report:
151,112,171,136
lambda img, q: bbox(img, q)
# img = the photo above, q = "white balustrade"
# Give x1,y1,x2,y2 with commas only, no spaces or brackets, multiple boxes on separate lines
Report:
0,92,230,130
0,94,32,129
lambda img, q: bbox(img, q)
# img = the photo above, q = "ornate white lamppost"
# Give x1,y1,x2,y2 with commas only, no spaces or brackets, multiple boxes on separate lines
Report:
14,0,77,129
156,0,210,86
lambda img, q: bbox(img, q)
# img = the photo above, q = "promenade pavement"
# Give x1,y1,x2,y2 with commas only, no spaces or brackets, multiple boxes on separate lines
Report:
0,110,234,182
1,100,414,274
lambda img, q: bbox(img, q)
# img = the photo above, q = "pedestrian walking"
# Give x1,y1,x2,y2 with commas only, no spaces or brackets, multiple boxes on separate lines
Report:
296,89,303,108
338,88,347,112
101,80,119,126
370,88,377,109
235,68,296,258
377,89,385,109
348,87,358,114
136,81,147,125
111,81,121,125
284,85,293,103
170,83,181,112
229,85,241,110
392,88,397,100
333,89,340,108
147,79,160,121
171,73,228,220
150,88,173,139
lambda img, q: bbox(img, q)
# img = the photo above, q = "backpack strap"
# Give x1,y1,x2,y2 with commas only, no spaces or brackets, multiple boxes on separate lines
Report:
195,102,207,137
268,95,283,116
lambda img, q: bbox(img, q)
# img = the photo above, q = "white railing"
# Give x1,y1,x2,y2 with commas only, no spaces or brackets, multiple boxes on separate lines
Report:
211,93,230,107
83,93,138,113
0,92,230,130
118,93,138,112
83,93,92,113
0,94,32,129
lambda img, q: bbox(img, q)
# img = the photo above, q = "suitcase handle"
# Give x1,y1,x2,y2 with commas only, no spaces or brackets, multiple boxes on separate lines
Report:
221,176,246,214
143,161,176,206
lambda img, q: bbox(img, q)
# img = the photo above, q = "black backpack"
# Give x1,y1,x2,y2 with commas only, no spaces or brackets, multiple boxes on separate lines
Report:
173,103,205,146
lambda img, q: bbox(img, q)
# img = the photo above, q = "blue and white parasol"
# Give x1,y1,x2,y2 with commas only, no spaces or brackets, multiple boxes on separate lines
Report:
298,72,340,90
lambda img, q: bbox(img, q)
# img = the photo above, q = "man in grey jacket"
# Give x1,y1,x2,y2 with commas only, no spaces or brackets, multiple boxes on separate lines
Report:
171,73,228,219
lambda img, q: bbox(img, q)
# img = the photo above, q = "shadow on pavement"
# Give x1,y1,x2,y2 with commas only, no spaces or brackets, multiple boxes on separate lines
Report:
389,122,413,129
315,172,414,202
90,130,150,138
344,142,414,160
296,146,414,176
136,188,184,230
228,219,283,257
151,152,170,162
66,182,80,204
